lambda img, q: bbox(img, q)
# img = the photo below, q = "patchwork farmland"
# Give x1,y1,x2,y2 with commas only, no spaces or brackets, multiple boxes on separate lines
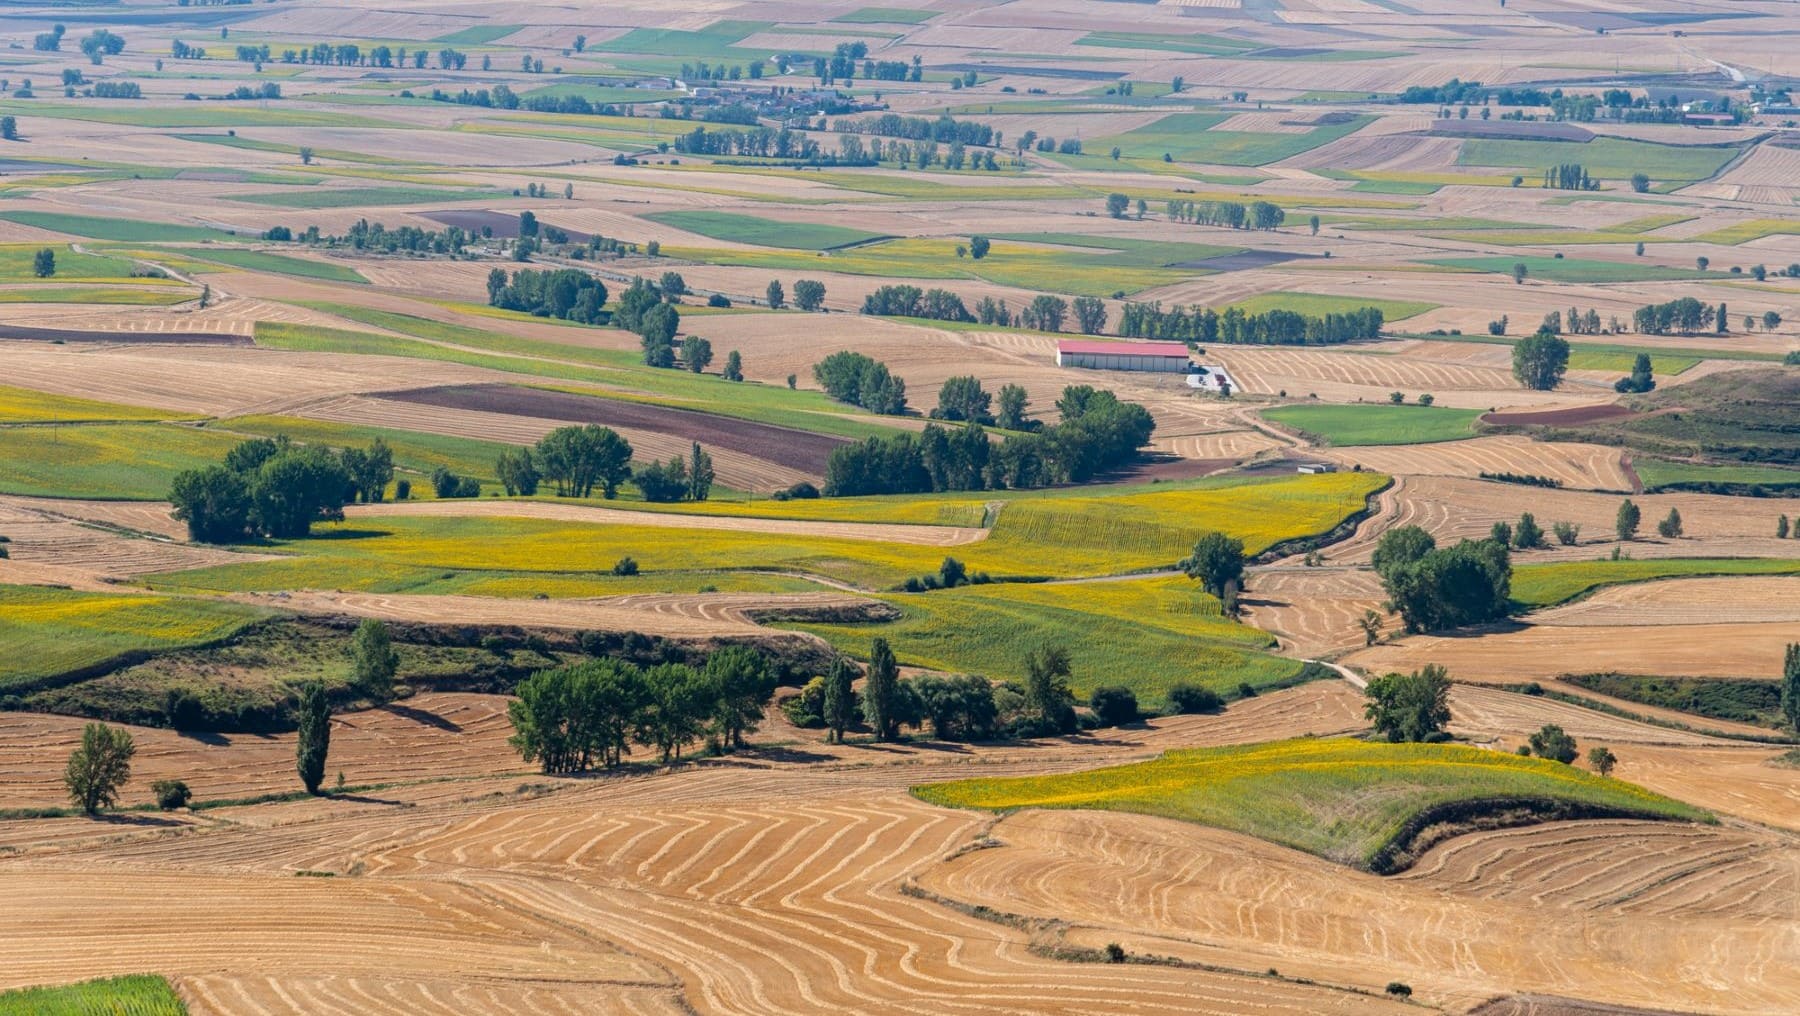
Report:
0,0,1795,1013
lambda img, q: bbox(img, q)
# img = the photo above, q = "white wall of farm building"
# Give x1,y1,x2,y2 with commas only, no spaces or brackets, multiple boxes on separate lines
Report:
1055,351,1190,372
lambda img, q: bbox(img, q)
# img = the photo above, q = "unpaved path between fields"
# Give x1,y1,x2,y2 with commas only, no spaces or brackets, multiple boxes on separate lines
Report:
232,589,873,638
347,499,988,546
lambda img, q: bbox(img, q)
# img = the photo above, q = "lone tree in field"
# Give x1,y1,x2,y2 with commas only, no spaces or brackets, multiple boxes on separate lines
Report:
1183,531,1245,601
1105,192,1129,219
722,350,743,381
822,657,855,744
765,279,785,309
1657,507,1683,539
65,722,135,815
862,637,900,741
32,247,54,278
1512,262,1528,284
0,116,16,141
1359,609,1383,646
351,618,398,701
1363,664,1451,742
792,278,826,311
1588,745,1617,776
295,681,330,794
969,235,989,259
1616,499,1641,541
298,146,314,165
1528,723,1577,763
1781,643,1800,732
1023,645,1076,736
1511,329,1570,390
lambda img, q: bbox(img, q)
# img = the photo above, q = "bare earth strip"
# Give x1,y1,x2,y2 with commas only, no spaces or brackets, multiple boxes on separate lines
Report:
347,499,987,546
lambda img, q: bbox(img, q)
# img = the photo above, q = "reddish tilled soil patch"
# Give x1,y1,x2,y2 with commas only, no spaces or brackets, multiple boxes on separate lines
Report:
1480,404,1637,427
0,324,247,345
376,383,847,473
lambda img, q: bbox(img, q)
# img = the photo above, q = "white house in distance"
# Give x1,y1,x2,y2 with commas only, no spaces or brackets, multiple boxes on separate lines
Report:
1055,339,1192,372
1186,365,1236,394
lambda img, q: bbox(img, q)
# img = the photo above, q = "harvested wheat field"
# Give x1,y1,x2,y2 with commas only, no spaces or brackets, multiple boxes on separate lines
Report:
1319,437,1635,491
918,808,1797,1014
1351,622,1798,684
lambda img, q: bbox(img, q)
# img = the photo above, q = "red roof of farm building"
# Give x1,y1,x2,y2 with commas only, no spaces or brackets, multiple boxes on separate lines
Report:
1056,340,1190,358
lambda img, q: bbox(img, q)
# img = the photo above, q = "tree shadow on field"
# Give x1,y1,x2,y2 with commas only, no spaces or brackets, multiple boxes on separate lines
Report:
326,793,410,808
1433,619,1531,638
378,702,462,732
176,729,231,747
92,813,185,828
736,745,834,764
303,528,392,543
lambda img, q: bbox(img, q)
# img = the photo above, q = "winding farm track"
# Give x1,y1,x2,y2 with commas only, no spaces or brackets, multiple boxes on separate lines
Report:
347,499,987,546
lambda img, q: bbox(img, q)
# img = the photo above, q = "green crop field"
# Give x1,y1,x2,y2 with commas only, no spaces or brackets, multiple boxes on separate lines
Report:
1262,404,1480,446
0,423,242,500
1564,348,1699,374
1692,219,1800,245
914,737,1708,870
1073,31,1258,56
172,133,406,165
149,472,1386,594
675,233,1233,298
518,82,686,104
0,585,269,692
1458,137,1739,183
0,243,145,283
596,20,776,59
0,286,190,306
1513,557,1800,609
834,7,936,23
1632,458,1800,492
434,23,519,44
645,210,886,250
180,248,367,284
0,975,187,1015
1227,290,1436,320
798,575,1300,702
0,211,242,243
0,386,188,424
230,186,498,209
1426,255,1710,284
1101,113,1373,167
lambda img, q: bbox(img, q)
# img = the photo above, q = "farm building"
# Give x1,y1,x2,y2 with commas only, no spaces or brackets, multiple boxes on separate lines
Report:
1186,366,1237,394
1056,339,1192,372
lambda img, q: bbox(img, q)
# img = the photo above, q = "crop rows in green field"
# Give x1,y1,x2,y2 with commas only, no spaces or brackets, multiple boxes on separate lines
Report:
1262,404,1480,447
1512,557,1800,609
0,423,242,500
1425,255,1711,284
0,211,242,243
1632,458,1800,492
646,210,887,250
1457,136,1739,183
0,975,187,1015
914,737,1708,869
1100,112,1374,167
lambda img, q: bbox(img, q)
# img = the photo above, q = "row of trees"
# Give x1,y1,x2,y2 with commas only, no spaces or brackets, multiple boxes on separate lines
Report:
861,284,972,323
1162,197,1286,230
169,435,393,543
835,112,997,147
1117,302,1385,346
823,385,1155,495
507,648,777,771
491,423,716,504
672,126,822,159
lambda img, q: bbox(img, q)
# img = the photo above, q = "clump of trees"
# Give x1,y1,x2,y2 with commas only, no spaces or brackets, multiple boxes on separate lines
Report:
535,424,634,499
813,350,909,414
170,435,392,543
486,268,607,324
1614,352,1655,393
633,442,715,503
1364,664,1452,742
823,385,1155,495
507,648,777,770
1165,198,1284,230
861,284,973,323
1372,525,1512,633
1543,163,1597,190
